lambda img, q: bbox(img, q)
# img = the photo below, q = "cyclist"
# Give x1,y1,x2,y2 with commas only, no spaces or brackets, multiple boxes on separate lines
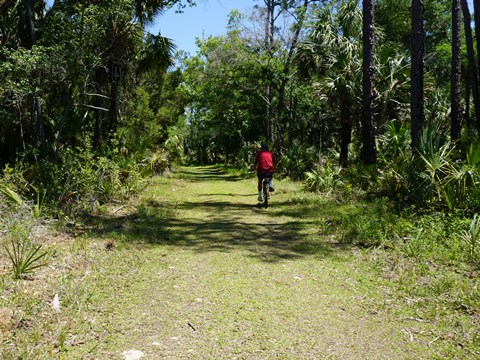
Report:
254,144,275,202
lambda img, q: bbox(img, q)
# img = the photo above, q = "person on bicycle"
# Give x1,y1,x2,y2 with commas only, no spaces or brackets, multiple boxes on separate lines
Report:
254,144,275,202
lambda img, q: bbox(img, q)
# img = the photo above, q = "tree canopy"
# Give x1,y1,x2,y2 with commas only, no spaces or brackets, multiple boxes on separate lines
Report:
2,0,480,212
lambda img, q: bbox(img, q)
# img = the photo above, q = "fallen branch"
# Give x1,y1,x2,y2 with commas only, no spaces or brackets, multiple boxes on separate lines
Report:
187,322,196,331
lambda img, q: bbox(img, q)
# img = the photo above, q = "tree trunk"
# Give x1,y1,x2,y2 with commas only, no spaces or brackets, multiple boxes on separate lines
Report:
465,74,473,134
109,62,120,137
461,0,480,136
93,69,105,150
361,0,377,164
25,0,36,49
339,99,352,167
451,0,462,142
35,97,45,145
93,110,104,150
264,0,274,144
411,0,424,150
268,0,275,55
25,0,46,148
276,0,309,154
473,0,480,78
267,86,274,144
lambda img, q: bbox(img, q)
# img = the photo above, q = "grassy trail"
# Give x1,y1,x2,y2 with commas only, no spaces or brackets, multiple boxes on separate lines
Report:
67,165,431,359
5,165,451,359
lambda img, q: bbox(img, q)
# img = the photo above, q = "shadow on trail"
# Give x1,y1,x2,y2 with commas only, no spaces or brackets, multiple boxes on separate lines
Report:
85,166,351,263
200,193,254,197
179,200,257,211
178,165,247,183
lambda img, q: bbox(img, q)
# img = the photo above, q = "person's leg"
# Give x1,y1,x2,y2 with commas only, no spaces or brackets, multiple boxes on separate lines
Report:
257,173,263,201
269,176,275,191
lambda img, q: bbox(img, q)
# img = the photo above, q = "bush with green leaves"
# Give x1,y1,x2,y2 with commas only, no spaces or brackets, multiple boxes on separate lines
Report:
35,142,142,216
458,214,480,267
304,160,343,193
378,120,411,162
0,186,49,279
279,141,316,180
165,133,186,165
372,121,480,211
338,197,396,247
391,210,470,265
375,120,412,199
413,136,480,211
146,148,171,175
0,162,37,203
5,238,49,279
1,137,145,220
235,141,262,170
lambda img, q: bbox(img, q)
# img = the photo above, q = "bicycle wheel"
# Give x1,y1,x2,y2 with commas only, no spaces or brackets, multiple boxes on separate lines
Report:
263,179,269,208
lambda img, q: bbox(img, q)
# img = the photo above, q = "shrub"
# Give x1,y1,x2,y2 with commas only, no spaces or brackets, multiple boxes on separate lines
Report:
30,142,143,217
458,214,480,267
165,133,186,164
279,142,316,180
146,148,170,175
304,160,343,193
338,198,395,247
5,238,49,279
0,185,49,279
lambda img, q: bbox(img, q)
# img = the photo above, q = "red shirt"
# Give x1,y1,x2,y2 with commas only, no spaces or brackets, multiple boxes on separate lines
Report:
255,150,275,172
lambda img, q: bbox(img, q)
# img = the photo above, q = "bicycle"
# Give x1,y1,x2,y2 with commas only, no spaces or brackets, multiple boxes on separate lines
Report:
260,172,273,208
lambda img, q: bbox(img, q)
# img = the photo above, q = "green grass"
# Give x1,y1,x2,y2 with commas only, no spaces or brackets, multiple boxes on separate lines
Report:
1,165,479,359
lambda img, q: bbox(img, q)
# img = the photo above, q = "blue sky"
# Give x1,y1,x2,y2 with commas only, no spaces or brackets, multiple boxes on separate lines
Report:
148,0,256,55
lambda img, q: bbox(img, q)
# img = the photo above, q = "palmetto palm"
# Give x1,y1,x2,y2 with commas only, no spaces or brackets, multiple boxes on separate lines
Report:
132,0,196,25
296,1,362,165
68,0,177,147
0,0,46,49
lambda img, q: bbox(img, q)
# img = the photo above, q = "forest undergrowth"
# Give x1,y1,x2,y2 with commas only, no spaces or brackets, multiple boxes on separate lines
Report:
0,165,479,359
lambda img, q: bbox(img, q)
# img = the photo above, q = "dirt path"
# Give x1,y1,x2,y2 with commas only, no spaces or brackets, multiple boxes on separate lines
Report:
70,166,427,359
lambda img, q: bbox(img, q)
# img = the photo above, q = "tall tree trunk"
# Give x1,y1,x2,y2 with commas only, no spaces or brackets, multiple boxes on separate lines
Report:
474,0,480,78
411,0,424,150
267,86,274,144
93,69,105,150
361,0,377,164
276,0,309,154
268,0,275,54
265,0,274,144
339,99,352,167
109,62,120,137
451,0,462,142
35,97,44,144
25,0,45,147
462,0,480,135
93,111,104,150
465,74,473,134
25,0,36,48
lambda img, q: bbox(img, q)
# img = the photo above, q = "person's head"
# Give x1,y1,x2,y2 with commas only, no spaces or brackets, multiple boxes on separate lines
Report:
260,144,269,151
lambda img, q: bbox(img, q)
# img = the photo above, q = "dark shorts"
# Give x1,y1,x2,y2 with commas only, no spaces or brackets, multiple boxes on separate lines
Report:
257,171,273,179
